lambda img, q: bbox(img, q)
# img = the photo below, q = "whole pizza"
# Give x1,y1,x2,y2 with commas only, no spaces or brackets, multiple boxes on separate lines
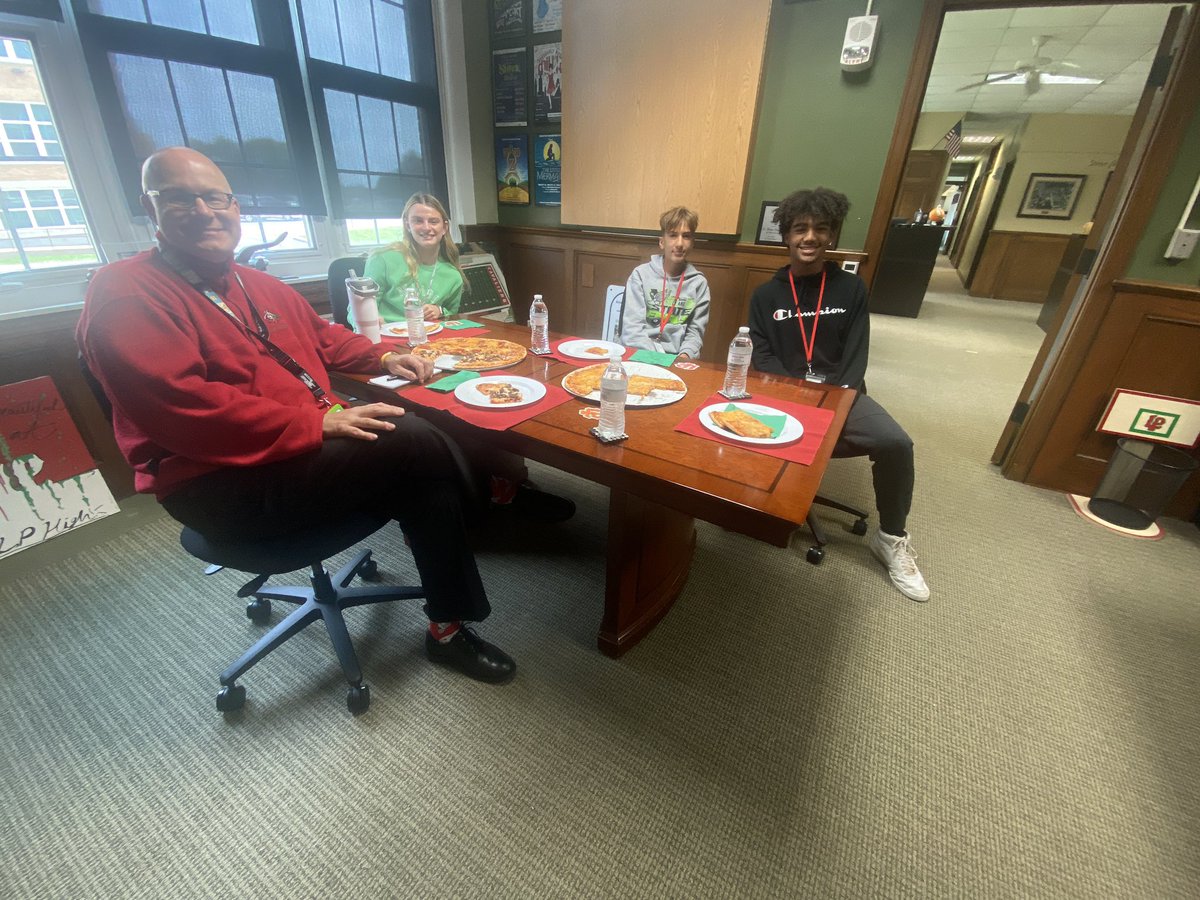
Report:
412,338,527,370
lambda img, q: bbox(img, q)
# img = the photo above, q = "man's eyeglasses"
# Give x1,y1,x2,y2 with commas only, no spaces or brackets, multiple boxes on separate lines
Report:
145,189,237,210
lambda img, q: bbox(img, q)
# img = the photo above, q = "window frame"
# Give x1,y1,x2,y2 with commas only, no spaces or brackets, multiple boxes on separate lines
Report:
298,0,447,220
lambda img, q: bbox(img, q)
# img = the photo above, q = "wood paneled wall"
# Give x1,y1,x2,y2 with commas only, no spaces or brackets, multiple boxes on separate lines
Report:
970,230,1071,302
560,0,772,233
461,225,867,366
1026,279,1200,518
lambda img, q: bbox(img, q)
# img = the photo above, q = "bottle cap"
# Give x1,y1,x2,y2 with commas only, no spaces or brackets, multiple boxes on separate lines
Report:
738,326,749,333
533,293,543,301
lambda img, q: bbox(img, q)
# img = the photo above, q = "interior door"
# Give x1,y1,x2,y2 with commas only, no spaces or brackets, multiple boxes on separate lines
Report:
892,150,950,220
991,5,1187,469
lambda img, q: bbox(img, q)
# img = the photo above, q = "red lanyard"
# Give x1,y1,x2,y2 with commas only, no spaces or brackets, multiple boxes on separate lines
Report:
659,269,686,336
788,268,826,376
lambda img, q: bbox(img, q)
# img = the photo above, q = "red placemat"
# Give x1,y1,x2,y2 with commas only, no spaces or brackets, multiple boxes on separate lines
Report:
402,382,574,431
547,337,635,366
674,392,836,465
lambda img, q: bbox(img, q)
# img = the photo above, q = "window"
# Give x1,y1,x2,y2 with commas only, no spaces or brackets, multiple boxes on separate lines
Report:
75,0,325,215
298,0,446,218
0,34,100,275
238,214,315,253
345,216,405,248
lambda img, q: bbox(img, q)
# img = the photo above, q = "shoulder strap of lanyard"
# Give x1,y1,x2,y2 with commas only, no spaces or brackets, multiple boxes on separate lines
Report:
156,247,332,408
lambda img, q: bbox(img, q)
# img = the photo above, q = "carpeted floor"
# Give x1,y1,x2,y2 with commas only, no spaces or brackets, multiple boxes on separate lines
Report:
2,267,1198,898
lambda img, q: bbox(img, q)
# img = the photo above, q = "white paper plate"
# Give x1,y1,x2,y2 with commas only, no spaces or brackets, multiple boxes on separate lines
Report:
453,375,547,410
561,362,687,407
699,402,803,445
381,321,445,338
557,338,626,360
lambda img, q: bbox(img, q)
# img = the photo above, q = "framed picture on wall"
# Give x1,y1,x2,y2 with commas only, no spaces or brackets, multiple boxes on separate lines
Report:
756,201,781,245
1017,173,1086,220
495,135,530,205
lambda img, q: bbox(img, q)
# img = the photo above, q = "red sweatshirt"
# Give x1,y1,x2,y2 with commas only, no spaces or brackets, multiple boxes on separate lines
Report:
77,250,386,499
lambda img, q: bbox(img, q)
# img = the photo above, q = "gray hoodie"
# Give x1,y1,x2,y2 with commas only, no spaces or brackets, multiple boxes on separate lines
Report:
620,254,710,357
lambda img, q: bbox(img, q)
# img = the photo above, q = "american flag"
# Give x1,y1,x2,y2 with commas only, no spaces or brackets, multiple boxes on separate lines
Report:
942,119,963,159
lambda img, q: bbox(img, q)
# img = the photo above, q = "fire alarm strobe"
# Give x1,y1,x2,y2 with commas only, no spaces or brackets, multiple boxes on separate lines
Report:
841,15,879,72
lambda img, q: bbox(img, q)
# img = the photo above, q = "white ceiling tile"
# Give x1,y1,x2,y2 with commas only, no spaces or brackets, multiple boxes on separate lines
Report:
1096,4,1176,27
936,28,1008,49
1010,6,1108,28
941,9,1013,32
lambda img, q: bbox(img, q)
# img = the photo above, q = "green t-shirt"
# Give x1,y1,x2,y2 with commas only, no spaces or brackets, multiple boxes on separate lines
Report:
361,249,465,323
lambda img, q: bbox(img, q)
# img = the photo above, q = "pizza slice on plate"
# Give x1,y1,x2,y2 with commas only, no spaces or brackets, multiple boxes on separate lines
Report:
476,382,524,405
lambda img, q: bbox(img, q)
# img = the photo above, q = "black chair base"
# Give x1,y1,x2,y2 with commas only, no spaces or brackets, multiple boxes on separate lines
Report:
181,514,424,715
804,495,869,565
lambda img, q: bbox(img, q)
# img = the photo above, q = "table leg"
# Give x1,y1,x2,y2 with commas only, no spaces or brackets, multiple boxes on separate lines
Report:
598,488,697,657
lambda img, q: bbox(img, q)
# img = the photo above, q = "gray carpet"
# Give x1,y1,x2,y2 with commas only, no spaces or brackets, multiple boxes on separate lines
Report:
3,270,1199,898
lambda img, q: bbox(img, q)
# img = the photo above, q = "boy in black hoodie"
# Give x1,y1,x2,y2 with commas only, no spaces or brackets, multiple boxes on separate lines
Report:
748,187,929,602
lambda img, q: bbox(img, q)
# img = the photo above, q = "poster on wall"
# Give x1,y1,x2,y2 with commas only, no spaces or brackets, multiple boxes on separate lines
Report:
495,135,530,206
491,0,525,37
534,133,561,206
1,376,117,561
532,0,562,33
533,42,562,123
492,48,528,127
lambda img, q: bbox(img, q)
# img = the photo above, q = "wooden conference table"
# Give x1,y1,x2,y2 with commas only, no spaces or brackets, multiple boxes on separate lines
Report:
334,319,854,657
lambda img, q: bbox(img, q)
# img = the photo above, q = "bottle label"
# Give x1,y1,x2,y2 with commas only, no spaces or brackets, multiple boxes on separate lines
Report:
728,348,751,366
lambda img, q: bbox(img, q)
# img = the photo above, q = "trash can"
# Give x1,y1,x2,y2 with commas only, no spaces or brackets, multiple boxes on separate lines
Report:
1088,438,1199,529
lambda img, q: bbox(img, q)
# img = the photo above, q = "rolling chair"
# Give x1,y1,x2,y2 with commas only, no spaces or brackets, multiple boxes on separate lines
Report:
804,492,869,565
80,356,424,715
327,254,369,326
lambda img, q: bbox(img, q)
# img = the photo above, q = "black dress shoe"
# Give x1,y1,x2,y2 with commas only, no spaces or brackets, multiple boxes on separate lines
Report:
424,627,516,684
499,483,576,523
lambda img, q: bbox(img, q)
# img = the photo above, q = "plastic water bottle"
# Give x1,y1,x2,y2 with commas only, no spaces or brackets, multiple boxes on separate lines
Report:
529,293,550,353
404,286,427,346
723,326,753,397
345,271,381,343
597,352,628,438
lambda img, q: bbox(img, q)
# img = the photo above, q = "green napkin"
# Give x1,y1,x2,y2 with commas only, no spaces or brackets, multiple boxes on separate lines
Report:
440,319,481,330
427,370,480,392
725,403,787,439
630,349,677,366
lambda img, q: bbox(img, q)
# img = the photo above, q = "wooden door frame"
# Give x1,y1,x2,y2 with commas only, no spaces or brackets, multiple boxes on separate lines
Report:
861,0,1200,483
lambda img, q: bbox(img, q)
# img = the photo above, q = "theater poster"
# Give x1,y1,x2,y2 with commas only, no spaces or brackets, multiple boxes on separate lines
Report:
533,42,562,123
534,133,561,206
492,48,528,127
1,376,117,561
495,135,530,205
532,0,562,33
491,0,525,37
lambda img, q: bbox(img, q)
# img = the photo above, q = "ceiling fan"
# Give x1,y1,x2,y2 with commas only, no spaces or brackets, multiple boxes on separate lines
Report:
957,35,1093,95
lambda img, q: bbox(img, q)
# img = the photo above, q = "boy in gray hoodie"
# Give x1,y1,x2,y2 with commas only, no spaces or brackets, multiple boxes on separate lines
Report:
620,206,710,358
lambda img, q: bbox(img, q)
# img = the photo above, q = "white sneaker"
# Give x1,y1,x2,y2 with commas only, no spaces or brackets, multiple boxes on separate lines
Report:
869,529,930,602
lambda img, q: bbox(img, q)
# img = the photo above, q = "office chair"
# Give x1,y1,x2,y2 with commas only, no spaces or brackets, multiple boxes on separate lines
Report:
327,254,369,326
80,356,424,715
804,494,869,565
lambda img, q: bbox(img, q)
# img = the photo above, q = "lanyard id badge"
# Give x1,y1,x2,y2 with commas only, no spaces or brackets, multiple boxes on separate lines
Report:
789,267,827,384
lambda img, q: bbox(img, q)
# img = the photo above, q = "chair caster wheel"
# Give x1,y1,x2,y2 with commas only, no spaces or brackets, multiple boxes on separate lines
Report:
246,598,271,623
216,684,246,712
347,683,371,714
851,519,868,536
359,558,380,581
806,546,824,565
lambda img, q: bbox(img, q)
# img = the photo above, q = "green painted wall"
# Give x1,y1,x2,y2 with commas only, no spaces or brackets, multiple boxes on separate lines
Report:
1125,100,1200,285
741,0,925,247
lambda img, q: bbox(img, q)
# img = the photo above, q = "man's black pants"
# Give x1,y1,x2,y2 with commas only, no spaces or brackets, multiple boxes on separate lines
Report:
162,414,489,623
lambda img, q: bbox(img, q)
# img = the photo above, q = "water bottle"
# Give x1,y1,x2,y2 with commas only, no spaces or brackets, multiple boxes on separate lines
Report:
529,293,550,353
345,271,381,343
913,207,924,225
404,286,427,346
723,326,753,397
597,352,628,438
